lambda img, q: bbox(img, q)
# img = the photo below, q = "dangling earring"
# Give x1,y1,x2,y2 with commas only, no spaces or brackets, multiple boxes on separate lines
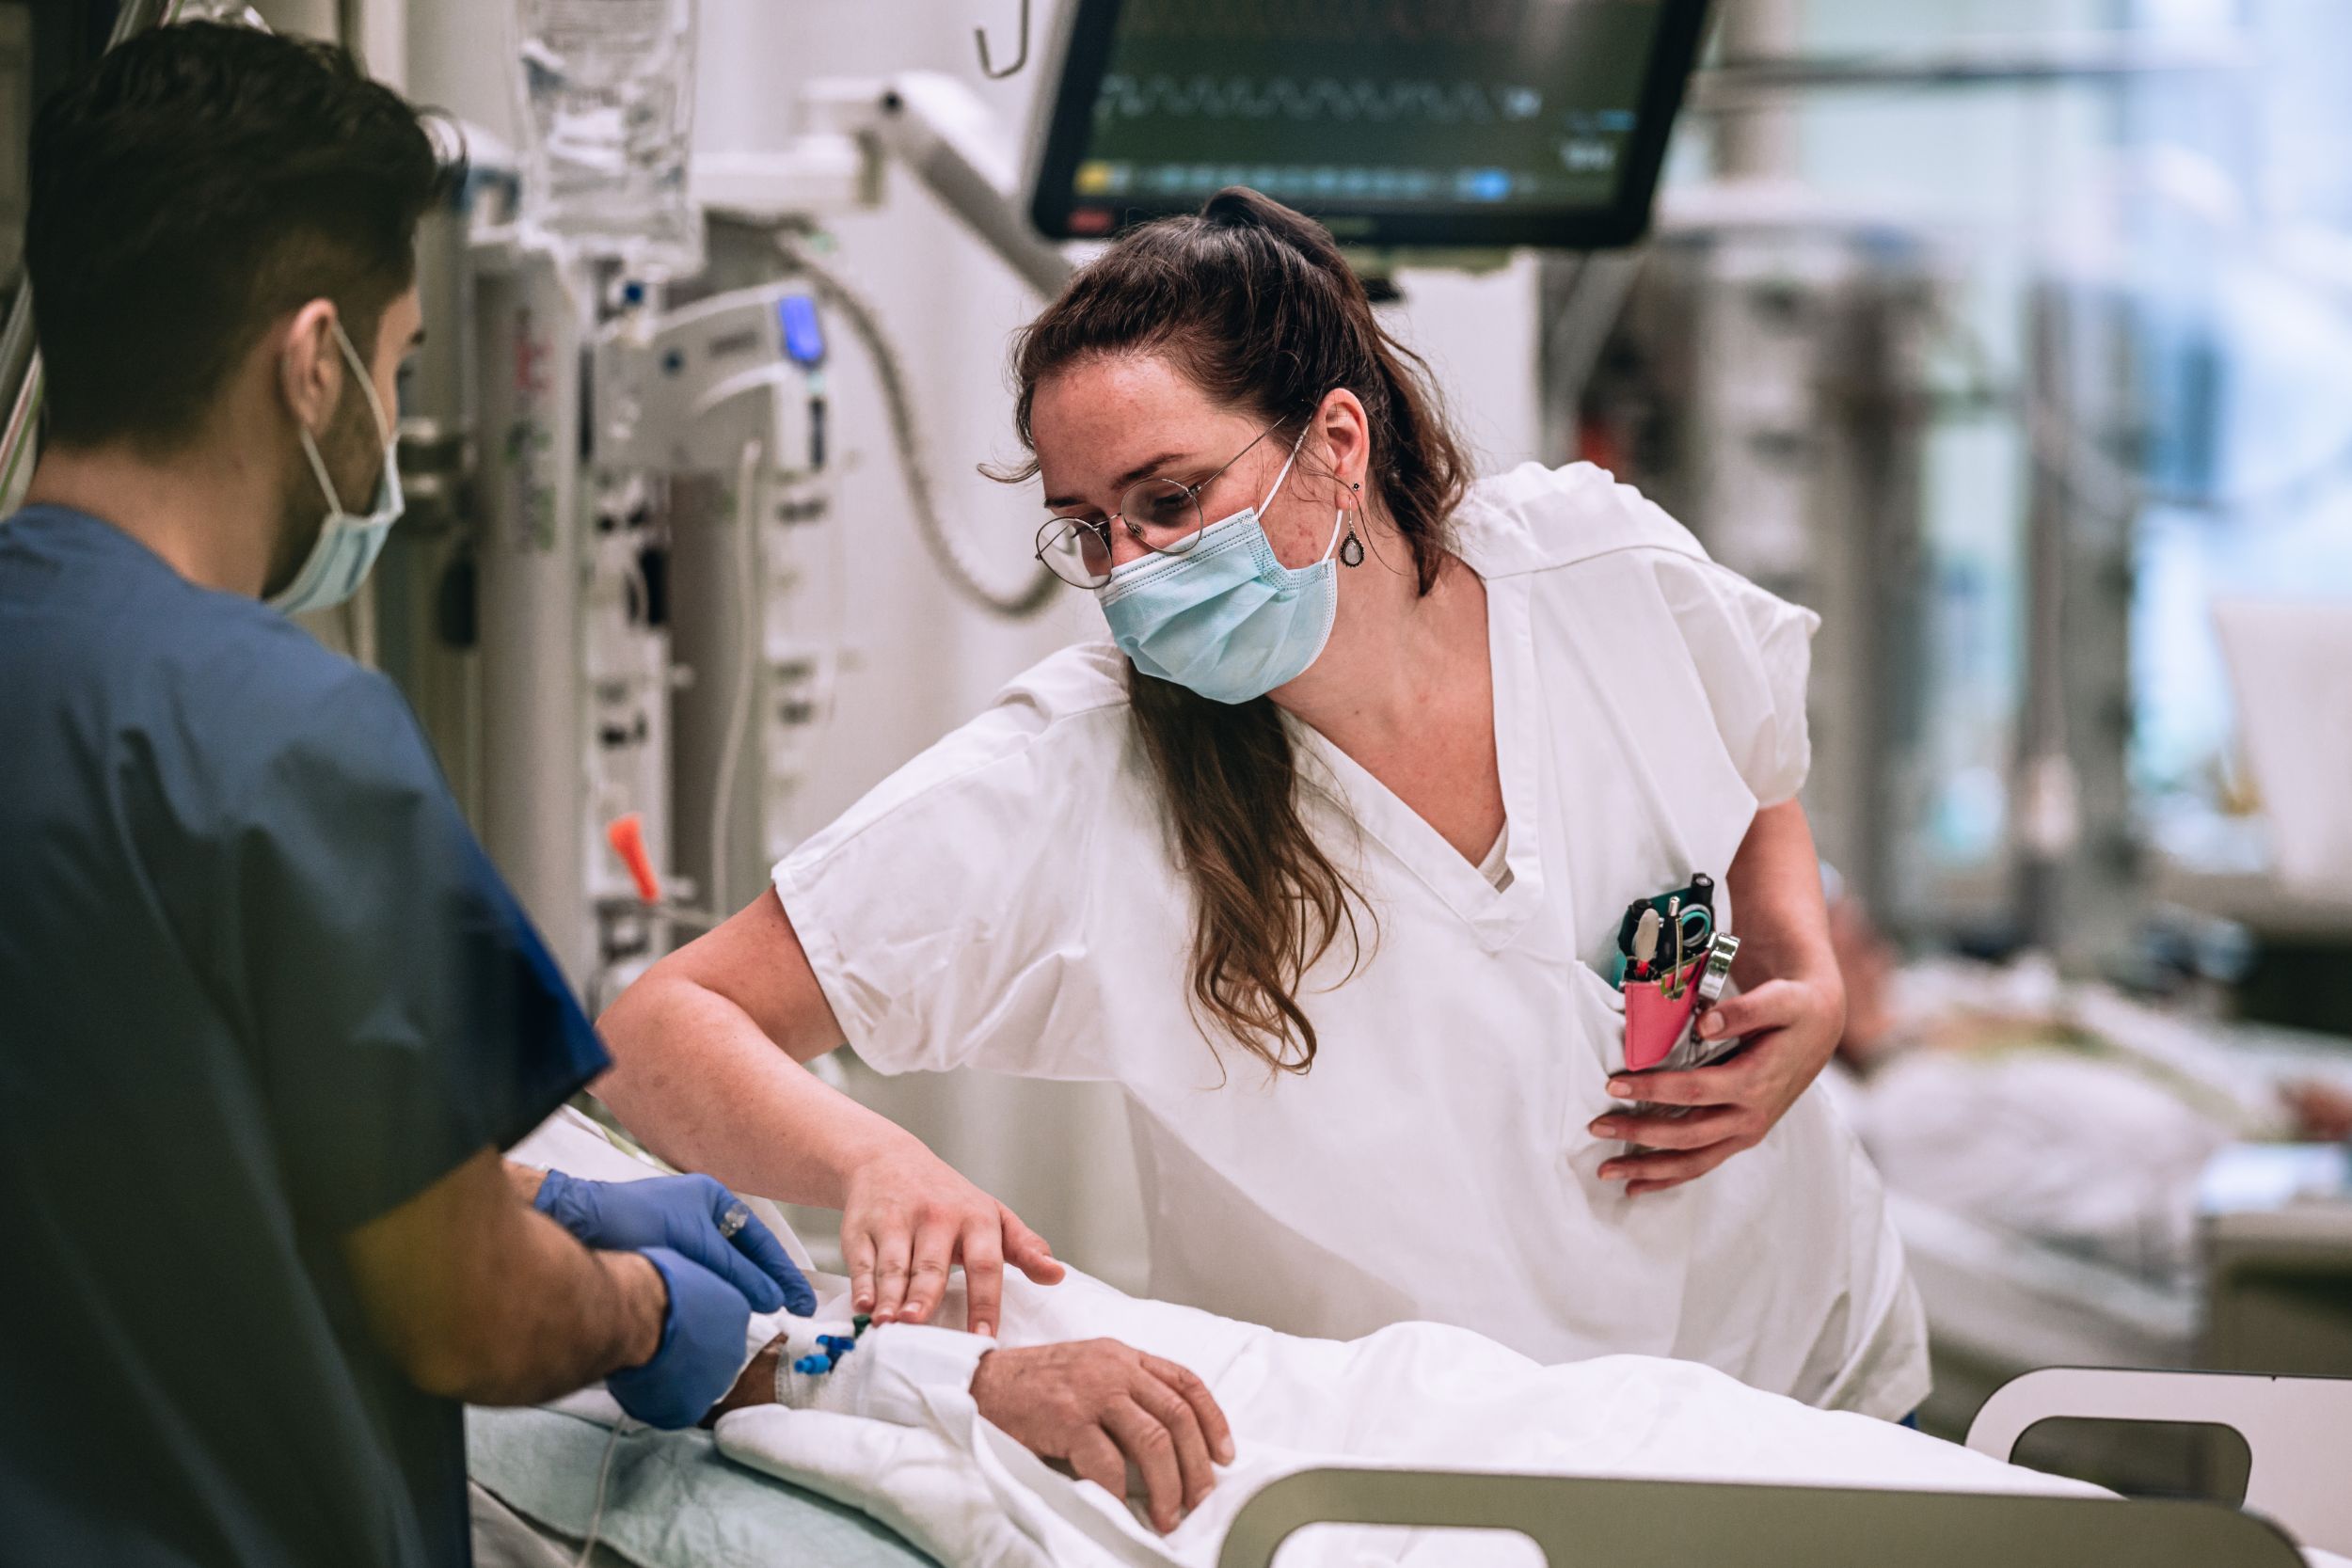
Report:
1340,481,1366,567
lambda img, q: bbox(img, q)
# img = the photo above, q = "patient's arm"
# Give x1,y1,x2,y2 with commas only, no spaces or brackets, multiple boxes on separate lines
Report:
345,1147,667,1406
704,1328,1233,1535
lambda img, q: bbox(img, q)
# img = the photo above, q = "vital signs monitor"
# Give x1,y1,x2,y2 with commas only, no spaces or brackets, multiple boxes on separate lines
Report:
1029,0,1714,249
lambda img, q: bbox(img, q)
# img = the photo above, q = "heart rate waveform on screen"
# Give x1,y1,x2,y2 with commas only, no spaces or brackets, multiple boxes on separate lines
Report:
1113,0,1616,47
1095,73,1554,128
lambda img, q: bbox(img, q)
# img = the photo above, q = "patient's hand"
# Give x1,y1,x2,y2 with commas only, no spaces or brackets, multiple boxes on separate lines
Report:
2287,1080,2352,1142
970,1339,1233,1534
697,1333,1234,1535
704,1338,786,1426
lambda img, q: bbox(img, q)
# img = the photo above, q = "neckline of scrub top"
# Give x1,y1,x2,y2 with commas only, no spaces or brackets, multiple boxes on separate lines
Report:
1281,567,1543,952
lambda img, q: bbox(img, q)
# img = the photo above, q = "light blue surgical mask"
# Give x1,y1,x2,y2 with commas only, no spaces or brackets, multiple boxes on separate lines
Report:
269,321,403,615
1096,434,1351,704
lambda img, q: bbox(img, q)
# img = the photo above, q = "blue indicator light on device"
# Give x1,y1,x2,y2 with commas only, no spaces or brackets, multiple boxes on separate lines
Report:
778,294,826,366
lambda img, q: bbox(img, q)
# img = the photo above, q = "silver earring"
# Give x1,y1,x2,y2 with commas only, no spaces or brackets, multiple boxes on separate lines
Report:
1337,482,1366,565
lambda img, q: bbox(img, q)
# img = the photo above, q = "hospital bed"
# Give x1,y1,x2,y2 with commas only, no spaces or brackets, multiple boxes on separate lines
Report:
1837,1004,2352,1473
1890,1158,2352,1491
469,1366,2352,1568
1891,1192,2202,1437
1896,1148,2352,1411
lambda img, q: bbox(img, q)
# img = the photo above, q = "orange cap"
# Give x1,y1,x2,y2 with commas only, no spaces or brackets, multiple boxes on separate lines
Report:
605,813,662,905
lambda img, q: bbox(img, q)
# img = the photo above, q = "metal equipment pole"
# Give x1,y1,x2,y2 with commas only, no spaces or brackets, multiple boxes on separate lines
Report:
1712,0,1801,181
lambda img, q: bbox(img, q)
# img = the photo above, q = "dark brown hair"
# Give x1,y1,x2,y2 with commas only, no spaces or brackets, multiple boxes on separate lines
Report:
997,188,1471,1073
27,23,455,452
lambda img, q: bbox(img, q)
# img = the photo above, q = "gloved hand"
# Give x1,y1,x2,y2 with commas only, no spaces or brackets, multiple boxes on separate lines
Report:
607,1246,753,1430
533,1169,816,1316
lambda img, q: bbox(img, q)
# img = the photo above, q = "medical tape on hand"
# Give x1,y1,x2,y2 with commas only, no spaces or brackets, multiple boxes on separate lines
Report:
772,1321,993,1429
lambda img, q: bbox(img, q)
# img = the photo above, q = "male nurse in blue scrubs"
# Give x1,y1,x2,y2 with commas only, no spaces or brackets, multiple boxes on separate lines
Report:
0,24,812,1568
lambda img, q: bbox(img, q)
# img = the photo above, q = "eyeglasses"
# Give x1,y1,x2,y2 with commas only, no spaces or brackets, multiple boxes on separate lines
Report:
1033,415,1296,589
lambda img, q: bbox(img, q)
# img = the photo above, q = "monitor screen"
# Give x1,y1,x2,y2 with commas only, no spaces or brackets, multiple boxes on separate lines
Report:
1030,0,1714,250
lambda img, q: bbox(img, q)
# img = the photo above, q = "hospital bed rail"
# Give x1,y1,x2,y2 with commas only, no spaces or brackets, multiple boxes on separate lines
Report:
1215,1469,2303,1568
1967,1366,2352,1557
1220,1367,2352,1568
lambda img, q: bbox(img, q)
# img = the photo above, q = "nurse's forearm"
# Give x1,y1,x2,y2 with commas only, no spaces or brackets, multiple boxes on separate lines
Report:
595,889,917,1206
596,973,918,1210
1724,800,1842,1007
346,1147,669,1406
597,892,1064,1334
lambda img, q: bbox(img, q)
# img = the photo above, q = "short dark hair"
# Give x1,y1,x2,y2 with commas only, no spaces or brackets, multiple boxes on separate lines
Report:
24,22,454,451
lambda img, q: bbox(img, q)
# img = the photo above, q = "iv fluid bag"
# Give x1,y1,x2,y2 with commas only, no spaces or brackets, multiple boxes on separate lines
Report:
514,0,702,277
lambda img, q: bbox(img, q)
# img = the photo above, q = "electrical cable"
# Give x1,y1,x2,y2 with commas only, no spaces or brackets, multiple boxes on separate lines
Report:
707,438,765,914
572,1419,627,1568
771,232,1060,619
2026,389,2352,521
1925,295,2352,524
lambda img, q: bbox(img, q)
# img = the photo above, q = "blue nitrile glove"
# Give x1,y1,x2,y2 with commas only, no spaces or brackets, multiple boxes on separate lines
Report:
533,1169,816,1316
606,1246,752,1430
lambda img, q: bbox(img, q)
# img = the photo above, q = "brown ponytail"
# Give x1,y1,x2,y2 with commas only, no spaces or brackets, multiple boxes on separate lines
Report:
993,188,1471,1073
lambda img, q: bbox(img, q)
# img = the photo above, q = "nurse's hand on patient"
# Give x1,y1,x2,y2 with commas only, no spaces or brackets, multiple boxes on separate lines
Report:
604,1247,756,1430
1590,974,1846,1196
842,1135,1065,1338
532,1168,818,1316
971,1339,1235,1534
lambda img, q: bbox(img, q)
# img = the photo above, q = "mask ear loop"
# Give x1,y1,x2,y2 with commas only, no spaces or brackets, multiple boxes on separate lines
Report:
1282,429,1364,570
295,321,395,516
1254,425,1308,517
296,421,349,517
331,319,395,450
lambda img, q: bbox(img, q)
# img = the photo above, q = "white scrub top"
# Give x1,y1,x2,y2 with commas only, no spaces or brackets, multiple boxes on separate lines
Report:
775,462,1930,1418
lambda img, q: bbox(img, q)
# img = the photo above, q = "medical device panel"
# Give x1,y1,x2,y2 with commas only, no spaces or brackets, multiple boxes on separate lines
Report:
1029,0,1715,248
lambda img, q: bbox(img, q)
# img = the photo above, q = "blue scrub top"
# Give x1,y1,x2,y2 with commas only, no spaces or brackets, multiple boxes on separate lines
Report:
0,507,609,1568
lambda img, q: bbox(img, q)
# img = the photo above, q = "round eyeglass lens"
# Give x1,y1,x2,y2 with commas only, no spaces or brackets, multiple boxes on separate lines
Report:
1119,477,1205,552
1036,517,1114,587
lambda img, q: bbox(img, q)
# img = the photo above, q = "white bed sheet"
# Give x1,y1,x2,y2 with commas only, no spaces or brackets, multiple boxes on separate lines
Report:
710,1265,2352,1568
1886,1192,2199,1375
511,1110,2345,1568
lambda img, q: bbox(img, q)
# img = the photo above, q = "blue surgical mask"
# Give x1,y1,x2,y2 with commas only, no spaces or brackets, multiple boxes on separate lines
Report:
269,321,403,615
1096,435,1350,705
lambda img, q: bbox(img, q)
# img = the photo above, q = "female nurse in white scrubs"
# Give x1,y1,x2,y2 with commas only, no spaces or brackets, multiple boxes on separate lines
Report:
598,188,1929,1419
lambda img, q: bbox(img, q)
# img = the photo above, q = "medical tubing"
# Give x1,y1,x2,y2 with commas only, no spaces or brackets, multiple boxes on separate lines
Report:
1927,296,2352,524
769,232,1059,619
707,438,765,913
0,361,42,516
572,1419,626,1568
